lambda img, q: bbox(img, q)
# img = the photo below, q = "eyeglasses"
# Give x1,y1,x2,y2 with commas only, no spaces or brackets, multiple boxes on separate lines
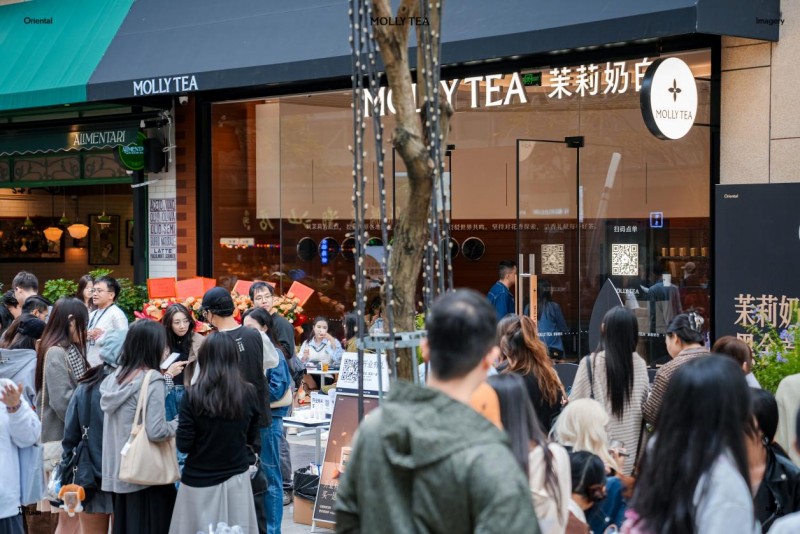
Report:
91,288,108,294
253,294,273,303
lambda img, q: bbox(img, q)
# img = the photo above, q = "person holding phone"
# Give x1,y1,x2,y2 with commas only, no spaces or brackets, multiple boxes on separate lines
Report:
161,304,204,420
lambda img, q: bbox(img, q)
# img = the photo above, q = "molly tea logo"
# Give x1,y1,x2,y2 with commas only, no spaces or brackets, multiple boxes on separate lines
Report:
371,16,429,26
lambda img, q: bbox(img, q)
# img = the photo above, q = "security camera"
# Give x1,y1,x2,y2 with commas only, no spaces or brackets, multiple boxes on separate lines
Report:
178,96,189,106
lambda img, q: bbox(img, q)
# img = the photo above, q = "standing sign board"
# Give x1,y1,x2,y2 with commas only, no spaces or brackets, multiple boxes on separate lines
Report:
715,184,800,341
312,352,390,524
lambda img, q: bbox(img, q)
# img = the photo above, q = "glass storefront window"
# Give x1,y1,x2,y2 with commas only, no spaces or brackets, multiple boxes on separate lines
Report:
211,49,712,360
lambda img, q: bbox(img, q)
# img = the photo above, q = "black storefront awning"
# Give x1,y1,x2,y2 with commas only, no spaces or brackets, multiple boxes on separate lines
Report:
87,0,780,101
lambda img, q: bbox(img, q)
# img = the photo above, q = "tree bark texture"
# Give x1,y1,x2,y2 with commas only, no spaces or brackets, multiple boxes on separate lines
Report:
370,0,450,380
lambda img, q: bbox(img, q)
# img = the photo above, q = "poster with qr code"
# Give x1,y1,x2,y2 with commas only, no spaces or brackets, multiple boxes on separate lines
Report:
611,243,639,276
541,244,565,274
335,352,391,397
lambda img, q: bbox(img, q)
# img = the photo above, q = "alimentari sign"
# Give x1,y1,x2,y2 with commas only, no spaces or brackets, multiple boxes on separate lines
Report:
70,129,132,148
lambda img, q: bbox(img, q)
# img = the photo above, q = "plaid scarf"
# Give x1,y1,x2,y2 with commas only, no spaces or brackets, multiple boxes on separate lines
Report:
65,344,88,381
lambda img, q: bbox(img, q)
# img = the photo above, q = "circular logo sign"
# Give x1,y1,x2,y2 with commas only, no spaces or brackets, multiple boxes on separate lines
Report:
117,131,146,170
640,57,698,140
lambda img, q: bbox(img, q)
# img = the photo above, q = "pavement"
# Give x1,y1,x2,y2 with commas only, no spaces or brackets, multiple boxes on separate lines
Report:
281,430,335,534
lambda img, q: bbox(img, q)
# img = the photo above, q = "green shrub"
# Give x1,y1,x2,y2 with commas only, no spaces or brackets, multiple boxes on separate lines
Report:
43,278,78,302
42,269,147,324
748,307,800,393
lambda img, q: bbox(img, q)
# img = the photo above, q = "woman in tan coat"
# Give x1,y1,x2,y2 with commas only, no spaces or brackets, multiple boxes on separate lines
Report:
569,307,649,474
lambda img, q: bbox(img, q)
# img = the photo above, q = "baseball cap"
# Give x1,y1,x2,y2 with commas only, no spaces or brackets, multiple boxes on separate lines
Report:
17,314,46,339
201,287,235,316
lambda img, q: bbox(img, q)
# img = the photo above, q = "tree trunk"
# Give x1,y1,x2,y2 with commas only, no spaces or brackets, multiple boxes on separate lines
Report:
370,0,450,380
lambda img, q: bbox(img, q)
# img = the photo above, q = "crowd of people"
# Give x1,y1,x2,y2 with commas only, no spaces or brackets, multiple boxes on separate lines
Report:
3,268,800,534
0,271,340,534
337,289,800,534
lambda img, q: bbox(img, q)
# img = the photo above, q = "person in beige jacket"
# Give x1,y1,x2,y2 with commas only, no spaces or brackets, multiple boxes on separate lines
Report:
570,307,649,475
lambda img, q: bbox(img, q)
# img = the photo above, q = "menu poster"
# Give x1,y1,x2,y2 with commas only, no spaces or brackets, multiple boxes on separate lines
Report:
149,198,177,261
335,352,391,397
312,395,380,524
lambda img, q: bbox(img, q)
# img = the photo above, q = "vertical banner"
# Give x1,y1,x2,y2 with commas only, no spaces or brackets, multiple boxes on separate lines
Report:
148,198,177,261
715,184,800,340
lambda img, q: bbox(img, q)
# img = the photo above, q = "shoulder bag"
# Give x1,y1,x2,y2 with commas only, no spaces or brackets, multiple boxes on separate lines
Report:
118,370,180,485
59,389,98,490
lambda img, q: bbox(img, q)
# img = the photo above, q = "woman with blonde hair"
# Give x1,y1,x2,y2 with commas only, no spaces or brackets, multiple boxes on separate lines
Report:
552,398,626,534
502,315,565,432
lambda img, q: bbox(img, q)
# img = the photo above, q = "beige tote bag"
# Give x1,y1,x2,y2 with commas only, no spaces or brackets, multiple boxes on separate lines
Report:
118,370,180,485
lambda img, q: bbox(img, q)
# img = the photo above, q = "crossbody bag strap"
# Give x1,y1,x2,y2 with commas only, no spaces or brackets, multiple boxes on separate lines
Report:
40,352,48,425
129,370,152,436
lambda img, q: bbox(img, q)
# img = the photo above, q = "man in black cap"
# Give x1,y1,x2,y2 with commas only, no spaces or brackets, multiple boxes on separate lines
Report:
200,286,270,534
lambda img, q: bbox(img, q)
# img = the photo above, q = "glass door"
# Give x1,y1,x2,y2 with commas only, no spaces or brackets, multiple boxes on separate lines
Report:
516,138,581,358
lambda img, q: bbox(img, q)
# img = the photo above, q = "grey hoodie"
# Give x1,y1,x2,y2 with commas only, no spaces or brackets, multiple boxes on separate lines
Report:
100,368,178,494
335,381,540,534
0,348,36,405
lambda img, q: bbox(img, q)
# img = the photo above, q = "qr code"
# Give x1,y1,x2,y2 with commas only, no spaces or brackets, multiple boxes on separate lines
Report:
541,244,565,274
339,358,359,385
611,244,639,276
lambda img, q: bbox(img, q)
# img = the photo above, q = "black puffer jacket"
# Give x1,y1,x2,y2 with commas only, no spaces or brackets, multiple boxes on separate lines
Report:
754,446,800,532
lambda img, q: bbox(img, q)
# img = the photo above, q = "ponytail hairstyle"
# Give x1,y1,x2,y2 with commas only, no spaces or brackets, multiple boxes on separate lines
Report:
599,307,639,418
569,451,607,502
666,311,705,345
504,315,564,405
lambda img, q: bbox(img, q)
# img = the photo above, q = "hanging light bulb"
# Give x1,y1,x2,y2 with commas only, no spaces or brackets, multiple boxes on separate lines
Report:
67,222,90,239
21,215,35,230
68,193,89,239
44,190,64,242
95,185,112,229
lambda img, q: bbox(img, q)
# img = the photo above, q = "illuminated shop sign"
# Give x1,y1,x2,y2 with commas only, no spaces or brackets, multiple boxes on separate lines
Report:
640,57,698,140
364,57,657,116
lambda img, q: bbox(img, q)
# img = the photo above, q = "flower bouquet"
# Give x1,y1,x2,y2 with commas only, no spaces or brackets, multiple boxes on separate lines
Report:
271,292,303,324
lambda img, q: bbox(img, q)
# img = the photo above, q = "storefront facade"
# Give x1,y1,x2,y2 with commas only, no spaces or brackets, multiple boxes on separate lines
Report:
0,0,788,360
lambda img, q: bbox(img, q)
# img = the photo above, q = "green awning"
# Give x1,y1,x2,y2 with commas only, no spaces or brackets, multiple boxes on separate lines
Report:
0,122,139,156
0,0,134,112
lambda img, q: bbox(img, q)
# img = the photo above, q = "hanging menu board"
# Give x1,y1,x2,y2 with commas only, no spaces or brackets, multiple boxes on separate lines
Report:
149,198,177,261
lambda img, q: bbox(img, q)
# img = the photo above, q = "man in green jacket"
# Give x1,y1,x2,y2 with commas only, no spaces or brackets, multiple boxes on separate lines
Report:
335,290,540,533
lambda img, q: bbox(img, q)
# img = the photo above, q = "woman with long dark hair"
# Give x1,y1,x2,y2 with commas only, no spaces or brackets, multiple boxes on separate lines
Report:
488,374,569,534
626,356,758,534
570,307,648,474
502,315,565,432
747,388,800,531
100,320,178,533
161,304,204,418
34,297,90,528
169,332,260,533
75,274,94,311
642,311,709,426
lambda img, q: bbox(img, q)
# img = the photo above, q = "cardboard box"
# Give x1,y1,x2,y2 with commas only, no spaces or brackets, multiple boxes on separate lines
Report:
293,496,313,526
